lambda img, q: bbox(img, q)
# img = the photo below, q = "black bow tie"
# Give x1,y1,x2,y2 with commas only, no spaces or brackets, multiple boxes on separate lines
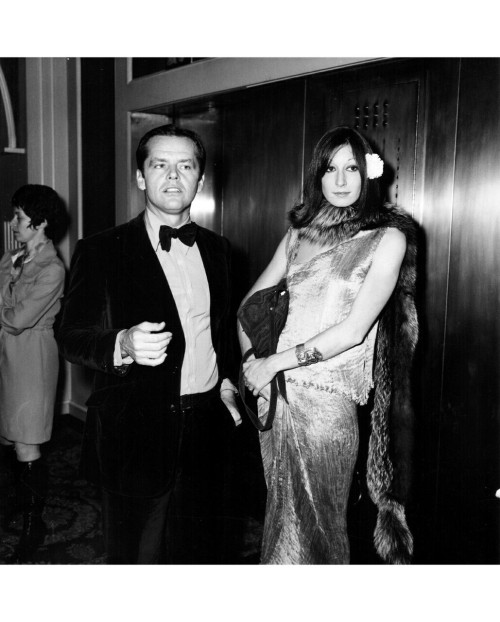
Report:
158,222,198,252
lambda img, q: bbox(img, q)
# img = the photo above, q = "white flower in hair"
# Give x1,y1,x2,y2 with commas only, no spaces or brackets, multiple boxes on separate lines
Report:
366,153,384,179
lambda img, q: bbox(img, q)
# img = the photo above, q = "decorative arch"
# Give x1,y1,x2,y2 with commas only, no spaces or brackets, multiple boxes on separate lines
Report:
0,64,25,154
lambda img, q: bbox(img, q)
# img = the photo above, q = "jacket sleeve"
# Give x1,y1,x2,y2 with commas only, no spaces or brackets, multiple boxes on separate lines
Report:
0,263,65,335
57,238,127,376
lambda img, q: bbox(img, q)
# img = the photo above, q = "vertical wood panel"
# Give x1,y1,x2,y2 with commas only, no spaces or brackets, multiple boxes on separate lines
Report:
222,80,305,302
438,58,500,562
412,59,461,561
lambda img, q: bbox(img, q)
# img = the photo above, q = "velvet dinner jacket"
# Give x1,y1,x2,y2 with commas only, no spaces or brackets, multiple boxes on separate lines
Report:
57,211,233,496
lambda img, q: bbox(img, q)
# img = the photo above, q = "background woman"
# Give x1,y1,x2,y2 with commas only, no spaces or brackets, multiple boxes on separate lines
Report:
0,184,67,563
238,127,418,564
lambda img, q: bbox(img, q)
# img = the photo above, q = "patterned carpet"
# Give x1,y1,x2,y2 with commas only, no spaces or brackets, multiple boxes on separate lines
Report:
0,414,265,565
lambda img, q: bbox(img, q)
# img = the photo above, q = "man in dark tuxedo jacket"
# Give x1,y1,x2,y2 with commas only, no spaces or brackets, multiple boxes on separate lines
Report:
58,124,241,564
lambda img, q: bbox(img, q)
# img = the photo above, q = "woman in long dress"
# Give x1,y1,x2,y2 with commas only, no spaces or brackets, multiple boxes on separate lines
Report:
239,127,418,564
0,184,67,563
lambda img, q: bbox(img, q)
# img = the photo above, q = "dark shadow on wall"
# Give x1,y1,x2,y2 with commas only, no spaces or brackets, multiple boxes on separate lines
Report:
80,58,115,237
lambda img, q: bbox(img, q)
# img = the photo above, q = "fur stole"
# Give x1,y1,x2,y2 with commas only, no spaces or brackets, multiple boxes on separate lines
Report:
364,206,419,564
298,201,362,246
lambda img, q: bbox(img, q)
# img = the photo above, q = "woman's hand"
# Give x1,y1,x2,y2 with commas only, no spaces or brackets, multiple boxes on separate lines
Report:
242,356,278,397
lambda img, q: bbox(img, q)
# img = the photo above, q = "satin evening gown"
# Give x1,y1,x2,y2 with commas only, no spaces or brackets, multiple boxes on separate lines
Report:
259,227,386,564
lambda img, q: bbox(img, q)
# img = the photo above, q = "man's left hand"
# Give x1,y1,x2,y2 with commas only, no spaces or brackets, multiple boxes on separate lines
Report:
220,389,242,426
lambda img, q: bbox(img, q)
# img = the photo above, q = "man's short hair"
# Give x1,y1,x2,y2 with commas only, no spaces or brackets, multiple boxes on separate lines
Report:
136,124,206,180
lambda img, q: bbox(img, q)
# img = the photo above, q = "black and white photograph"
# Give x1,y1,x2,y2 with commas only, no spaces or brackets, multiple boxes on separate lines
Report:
1,4,499,620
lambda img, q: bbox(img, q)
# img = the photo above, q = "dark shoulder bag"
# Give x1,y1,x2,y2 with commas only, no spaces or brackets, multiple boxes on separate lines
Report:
237,277,289,431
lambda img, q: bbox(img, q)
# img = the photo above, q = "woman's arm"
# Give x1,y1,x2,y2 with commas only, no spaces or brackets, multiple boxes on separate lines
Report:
243,228,407,394
0,263,65,335
237,232,289,356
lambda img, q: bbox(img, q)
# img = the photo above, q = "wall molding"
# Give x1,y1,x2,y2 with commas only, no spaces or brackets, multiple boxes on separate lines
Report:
25,58,87,418
0,63,25,154
60,399,87,421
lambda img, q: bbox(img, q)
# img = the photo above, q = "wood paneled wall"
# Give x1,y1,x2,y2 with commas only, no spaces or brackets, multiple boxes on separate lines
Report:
437,58,500,562
411,59,462,561
221,81,305,303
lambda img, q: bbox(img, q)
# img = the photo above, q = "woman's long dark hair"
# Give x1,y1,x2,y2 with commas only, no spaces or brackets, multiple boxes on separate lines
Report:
290,126,384,229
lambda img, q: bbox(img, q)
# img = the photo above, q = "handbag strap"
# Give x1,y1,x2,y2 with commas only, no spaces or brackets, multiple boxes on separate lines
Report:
239,348,286,432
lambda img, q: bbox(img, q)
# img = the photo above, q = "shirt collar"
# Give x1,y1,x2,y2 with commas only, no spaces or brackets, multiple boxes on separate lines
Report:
144,210,192,253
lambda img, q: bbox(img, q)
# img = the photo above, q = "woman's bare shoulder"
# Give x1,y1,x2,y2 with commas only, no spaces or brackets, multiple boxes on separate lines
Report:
371,227,407,270
380,226,407,252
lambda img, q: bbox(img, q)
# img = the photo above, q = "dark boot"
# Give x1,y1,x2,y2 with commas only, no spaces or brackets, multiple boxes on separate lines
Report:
7,458,48,564
0,446,20,531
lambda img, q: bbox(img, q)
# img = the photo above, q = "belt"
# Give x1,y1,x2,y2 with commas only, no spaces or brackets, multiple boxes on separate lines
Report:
169,383,220,412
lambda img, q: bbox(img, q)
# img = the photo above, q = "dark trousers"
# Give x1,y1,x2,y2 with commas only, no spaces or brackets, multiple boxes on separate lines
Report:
101,390,236,564
102,487,172,564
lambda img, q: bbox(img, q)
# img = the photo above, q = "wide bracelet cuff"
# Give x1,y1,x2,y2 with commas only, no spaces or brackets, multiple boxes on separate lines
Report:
295,343,323,366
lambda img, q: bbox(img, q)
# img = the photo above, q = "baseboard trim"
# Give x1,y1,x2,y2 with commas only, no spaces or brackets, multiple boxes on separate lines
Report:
59,400,87,422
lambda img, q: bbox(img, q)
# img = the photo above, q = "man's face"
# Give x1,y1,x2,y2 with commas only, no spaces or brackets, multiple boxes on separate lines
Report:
136,135,204,222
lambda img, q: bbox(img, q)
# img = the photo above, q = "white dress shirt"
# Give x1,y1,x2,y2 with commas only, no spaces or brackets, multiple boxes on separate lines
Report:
145,209,219,394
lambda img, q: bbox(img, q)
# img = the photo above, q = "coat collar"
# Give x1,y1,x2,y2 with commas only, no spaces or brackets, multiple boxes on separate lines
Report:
14,240,58,277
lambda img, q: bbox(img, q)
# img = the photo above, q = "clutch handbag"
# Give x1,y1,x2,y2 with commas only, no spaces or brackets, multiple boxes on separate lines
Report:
237,277,289,431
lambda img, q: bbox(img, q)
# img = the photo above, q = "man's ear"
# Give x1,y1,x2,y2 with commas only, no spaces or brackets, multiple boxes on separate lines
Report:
136,169,146,190
197,174,205,194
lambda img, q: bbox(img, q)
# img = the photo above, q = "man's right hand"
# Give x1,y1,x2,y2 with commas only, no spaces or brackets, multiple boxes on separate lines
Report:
119,321,172,366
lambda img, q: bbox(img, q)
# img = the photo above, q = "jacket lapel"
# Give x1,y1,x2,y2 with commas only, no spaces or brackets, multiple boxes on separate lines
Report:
122,212,180,321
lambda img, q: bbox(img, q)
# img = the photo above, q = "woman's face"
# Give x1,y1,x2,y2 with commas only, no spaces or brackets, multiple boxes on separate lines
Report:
10,207,45,246
321,144,362,208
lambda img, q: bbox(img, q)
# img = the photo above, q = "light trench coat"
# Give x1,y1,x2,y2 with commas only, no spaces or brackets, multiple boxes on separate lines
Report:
0,241,65,444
